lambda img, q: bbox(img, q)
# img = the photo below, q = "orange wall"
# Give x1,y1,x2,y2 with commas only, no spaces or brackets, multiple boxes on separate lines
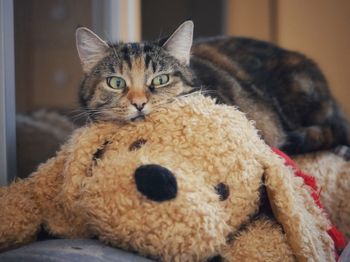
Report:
277,0,350,116
226,0,273,41
226,0,350,116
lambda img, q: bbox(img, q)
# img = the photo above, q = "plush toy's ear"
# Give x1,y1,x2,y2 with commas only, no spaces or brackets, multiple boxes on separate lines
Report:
262,151,336,262
293,150,350,240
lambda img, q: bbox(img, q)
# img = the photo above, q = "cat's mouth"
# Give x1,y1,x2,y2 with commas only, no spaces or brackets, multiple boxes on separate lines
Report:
130,113,146,122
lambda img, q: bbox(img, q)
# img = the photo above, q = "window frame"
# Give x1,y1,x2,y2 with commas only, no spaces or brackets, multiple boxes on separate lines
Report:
0,0,16,186
0,0,140,185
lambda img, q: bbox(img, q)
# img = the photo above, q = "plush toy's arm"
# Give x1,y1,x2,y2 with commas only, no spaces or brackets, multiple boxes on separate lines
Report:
0,152,66,252
0,176,40,251
0,123,121,252
221,218,295,262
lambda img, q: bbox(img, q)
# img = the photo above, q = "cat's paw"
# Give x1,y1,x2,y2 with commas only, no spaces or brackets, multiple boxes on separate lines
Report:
332,145,350,161
281,130,307,155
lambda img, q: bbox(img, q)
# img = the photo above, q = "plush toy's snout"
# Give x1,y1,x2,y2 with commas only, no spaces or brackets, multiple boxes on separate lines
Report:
134,164,178,202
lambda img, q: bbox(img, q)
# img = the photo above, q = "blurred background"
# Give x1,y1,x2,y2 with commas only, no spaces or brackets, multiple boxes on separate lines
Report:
14,0,350,115
2,0,350,181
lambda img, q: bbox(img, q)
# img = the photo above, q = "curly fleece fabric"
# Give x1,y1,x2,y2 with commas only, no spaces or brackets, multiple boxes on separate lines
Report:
0,94,339,261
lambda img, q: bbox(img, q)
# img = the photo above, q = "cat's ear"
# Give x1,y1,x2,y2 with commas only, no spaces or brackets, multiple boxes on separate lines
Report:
162,21,194,65
75,27,109,73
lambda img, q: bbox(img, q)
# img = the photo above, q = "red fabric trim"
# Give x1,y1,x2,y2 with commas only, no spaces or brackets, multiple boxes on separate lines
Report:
271,148,346,257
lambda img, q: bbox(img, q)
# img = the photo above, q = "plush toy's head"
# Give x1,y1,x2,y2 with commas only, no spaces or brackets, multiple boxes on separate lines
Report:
54,95,334,261
0,95,337,261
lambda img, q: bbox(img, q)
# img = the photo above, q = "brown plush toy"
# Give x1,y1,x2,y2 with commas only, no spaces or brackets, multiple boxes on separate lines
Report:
0,94,345,261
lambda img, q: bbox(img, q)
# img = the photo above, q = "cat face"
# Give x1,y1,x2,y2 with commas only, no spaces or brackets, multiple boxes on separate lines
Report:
76,21,195,122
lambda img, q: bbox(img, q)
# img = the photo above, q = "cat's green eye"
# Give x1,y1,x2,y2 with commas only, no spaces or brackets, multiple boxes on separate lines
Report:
151,74,170,87
106,76,126,90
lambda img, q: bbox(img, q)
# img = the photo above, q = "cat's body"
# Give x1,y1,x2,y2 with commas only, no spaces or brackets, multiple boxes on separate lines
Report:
76,21,350,155
190,36,350,153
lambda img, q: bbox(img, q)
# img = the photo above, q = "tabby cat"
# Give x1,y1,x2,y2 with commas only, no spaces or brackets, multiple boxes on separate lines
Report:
76,21,350,155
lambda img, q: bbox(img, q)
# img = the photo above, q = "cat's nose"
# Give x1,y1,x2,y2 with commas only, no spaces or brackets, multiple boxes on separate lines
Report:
134,164,177,202
132,102,146,111
129,94,148,111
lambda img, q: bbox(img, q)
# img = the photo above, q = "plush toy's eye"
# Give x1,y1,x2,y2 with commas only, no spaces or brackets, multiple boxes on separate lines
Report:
129,138,147,151
214,183,230,201
151,74,170,87
106,76,126,90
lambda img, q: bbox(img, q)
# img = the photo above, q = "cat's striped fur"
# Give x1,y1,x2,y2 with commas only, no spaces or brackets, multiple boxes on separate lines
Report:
76,21,350,155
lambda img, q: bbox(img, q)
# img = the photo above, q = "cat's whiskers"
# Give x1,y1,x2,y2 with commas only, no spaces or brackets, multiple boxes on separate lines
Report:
198,89,218,95
68,109,101,124
70,112,87,121
70,109,97,120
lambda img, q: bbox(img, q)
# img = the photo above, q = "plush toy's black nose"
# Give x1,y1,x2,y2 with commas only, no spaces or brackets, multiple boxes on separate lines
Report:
134,164,177,202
